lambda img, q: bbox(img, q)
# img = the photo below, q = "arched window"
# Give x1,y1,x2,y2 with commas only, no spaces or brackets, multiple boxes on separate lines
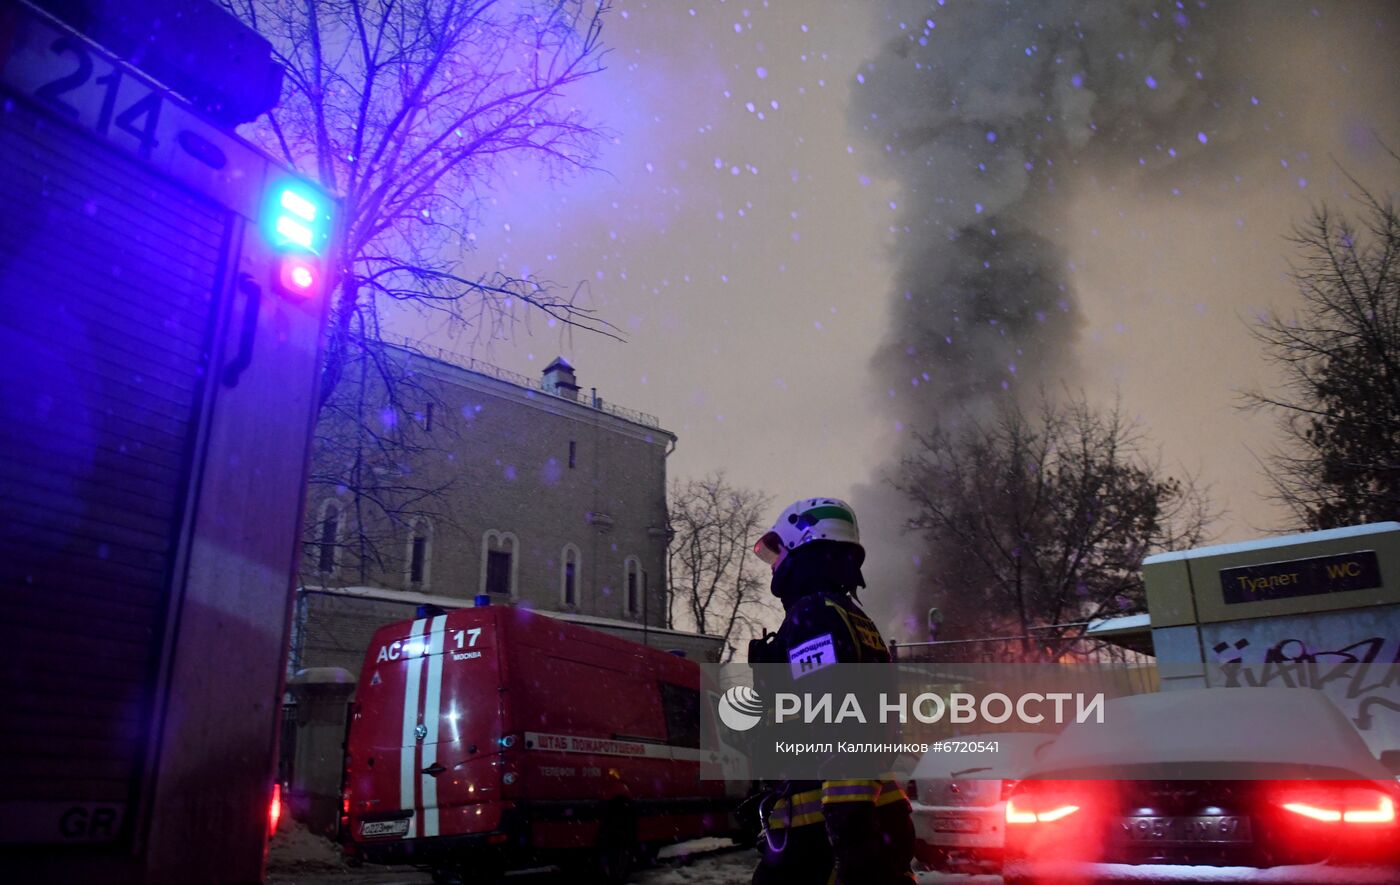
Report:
560,544,582,607
406,518,433,589
480,530,518,598
624,556,643,617
316,500,344,575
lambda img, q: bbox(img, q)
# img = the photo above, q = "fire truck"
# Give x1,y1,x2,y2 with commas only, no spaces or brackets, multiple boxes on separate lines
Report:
0,1,334,881
343,601,751,882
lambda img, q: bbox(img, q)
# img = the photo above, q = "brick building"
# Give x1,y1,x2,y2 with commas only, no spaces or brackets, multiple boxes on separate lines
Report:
291,343,720,672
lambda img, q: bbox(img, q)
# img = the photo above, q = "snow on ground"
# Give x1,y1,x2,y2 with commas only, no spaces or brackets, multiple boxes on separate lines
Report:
264,827,758,884
631,846,755,885
262,825,1400,885
265,825,997,884
268,820,351,871
655,837,742,862
1004,860,1400,883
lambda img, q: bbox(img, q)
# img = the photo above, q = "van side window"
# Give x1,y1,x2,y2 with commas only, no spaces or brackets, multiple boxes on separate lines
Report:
659,682,701,748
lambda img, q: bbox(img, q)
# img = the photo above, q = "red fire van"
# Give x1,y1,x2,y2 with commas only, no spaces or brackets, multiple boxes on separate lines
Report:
342,602,750,882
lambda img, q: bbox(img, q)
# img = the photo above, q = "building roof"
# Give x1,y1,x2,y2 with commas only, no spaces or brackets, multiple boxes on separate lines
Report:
1143,522,1400,565
1085,612,1151,634
384,338,672,438
543,356,574,373
1084,612,1154,655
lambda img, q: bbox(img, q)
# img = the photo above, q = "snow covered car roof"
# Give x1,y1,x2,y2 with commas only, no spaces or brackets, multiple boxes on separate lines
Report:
1023,687,1392,781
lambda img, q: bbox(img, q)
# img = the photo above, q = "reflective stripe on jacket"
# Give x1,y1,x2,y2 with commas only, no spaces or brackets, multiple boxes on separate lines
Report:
767,779,909,829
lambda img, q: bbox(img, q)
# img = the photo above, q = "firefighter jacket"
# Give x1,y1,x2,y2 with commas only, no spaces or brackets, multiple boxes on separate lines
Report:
750,586,915,885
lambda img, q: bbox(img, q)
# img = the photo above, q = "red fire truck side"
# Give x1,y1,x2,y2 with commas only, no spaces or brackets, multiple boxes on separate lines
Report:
344,602,750,881
1,1,334,881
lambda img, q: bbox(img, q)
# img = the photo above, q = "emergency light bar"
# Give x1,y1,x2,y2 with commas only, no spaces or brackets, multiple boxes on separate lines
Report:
264,181,332,299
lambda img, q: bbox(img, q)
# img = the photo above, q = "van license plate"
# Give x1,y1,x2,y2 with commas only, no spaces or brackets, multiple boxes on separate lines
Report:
361,818,411,838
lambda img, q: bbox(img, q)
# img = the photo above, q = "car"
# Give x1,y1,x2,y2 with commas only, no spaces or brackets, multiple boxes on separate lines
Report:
908,732,1054,874
1001,687,1400,884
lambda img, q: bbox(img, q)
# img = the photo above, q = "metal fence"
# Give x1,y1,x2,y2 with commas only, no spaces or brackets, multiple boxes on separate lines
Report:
891,627,1159,697
891,633,1154,667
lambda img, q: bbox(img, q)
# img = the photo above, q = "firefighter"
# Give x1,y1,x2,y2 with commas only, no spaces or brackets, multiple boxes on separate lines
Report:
747,497,915,885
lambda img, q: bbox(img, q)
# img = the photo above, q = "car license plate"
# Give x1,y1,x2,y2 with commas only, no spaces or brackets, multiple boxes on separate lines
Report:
1121,815,1251,843
360,818,411,838
932,814,981,833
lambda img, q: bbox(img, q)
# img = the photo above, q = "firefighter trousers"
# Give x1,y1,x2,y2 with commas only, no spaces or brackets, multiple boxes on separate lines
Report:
751,781,916,885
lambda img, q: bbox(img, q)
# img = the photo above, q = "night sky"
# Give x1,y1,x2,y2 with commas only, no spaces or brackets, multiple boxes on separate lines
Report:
409,0,1400,636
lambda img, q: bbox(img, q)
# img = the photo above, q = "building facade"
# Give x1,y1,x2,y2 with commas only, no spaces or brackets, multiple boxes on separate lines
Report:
294,344,685,673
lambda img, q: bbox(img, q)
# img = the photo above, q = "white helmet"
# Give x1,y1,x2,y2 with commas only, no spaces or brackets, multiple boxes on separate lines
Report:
753,497,861,570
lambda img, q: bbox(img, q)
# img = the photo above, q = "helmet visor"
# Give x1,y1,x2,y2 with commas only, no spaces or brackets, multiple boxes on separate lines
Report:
753,531,785,566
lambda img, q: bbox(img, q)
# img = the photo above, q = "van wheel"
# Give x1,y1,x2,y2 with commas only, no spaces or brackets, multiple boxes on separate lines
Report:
588,808,637,884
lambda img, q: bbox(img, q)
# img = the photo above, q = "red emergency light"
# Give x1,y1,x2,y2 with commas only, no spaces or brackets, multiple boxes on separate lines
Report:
276,253,322,299
268,782,283,837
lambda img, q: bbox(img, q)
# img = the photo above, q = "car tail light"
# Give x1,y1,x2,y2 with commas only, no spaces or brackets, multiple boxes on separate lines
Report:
1001,779,1018,801
1006,780,1101,825
1282,802,1342,823
1279,786,1396,826
1036,803,1081,822
1346,795,1396,824
268,783,283,837
1006,797,1081,824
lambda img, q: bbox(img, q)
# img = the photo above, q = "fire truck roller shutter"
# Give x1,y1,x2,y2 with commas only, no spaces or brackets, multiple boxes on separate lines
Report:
0,94,228,847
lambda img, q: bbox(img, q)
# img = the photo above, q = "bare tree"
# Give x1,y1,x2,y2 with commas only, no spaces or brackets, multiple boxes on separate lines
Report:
224,0,618,408
892,393,1210,659
225,0,618,570
667,474,776,662
301,340,463,587
1244,161,1400,529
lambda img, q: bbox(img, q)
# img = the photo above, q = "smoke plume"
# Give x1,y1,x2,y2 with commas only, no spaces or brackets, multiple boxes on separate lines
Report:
847,0,1400,637
855,0,1254,412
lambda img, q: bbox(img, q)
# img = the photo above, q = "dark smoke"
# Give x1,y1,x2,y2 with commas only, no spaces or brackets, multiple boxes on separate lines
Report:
846,0,1400,637
856,0,1246,413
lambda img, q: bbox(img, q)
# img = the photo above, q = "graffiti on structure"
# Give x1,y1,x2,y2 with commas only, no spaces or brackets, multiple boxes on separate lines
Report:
1203,609,1400,738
